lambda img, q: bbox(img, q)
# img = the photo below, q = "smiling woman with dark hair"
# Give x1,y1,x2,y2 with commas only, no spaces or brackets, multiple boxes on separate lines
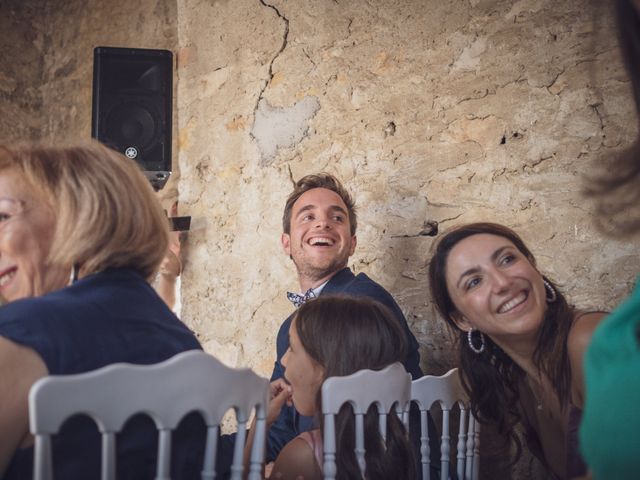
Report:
0,142,203,479
428,222,605,480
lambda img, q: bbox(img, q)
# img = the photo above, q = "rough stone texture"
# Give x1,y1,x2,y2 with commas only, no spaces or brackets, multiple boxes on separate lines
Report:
176,0,638,371
252,95,321,163
0,0,47,143
2,0,640,478
0,0,180,200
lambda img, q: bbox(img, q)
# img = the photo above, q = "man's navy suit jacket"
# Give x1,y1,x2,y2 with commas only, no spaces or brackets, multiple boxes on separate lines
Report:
266,267,423,461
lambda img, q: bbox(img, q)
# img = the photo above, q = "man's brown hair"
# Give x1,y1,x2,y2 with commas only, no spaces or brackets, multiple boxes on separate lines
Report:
282,173,357,235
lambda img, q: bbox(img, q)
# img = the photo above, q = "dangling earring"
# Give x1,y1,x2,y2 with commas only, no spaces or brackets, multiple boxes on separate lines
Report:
467,329,485,354
69,264,79,285
543,278,557,303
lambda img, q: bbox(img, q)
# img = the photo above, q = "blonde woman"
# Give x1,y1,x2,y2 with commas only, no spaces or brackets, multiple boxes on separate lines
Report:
0,142,203,479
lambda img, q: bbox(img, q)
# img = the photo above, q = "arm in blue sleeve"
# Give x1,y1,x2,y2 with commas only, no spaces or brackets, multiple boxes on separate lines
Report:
266,314,296,461
373,292,423,379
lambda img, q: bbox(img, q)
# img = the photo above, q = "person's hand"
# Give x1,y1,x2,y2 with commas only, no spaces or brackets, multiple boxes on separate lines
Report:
244,382,292,480
267,378,292,426
159,202,182,278
159,244,181,278
155,202,183,310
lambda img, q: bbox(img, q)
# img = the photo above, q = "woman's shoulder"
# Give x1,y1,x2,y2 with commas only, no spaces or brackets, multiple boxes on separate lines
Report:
0,294,65,323
0,270,117,321
568,311,608,353
0,275,101,324
270,432,323,480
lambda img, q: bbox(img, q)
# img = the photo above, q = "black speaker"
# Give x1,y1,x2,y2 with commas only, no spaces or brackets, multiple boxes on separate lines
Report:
92,46,173,191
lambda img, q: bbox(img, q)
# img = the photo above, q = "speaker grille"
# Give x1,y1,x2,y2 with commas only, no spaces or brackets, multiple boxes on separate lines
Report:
92,47,173,190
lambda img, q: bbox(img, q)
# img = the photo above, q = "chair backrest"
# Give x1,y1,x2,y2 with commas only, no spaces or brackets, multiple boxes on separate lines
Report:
28,350,269,480
320,362,411,480
411,368,480,480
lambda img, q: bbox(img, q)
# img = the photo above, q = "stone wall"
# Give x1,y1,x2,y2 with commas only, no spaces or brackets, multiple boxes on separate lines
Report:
0,0,47,142
1,0,639,478
176,0,637,373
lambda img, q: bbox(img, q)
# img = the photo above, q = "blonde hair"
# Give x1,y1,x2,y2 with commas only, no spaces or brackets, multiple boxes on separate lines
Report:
0,141,169,280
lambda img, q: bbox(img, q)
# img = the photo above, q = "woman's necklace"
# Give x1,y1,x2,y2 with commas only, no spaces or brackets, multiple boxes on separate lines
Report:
526,375,548,412
527,377,566,426
532,389,544,411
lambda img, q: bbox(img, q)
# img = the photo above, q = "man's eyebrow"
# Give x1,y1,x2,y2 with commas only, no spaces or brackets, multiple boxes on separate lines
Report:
295,204,316,217
295,204,348,217
455,245,512,289
328,205,348,215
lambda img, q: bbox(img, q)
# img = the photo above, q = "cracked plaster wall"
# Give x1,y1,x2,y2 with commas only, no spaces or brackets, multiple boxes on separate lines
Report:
1,0,639,478
176,1,638,476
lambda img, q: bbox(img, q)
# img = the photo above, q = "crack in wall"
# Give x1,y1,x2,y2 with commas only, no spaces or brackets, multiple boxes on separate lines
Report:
356,256,380,267
438,213,464,225
302,47,317,71
425,199,459,208
590,103,604,131
453,88,491,107
249,291,280,323
587,101,608,151
491,154,555,180
255,0,290,113
251,1,324,165
545,66,566,93
287,163,295,186
390,220,439,238
524,155,554,171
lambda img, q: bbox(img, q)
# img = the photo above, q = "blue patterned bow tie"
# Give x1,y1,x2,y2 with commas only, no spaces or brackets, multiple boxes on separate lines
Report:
286,288,316,308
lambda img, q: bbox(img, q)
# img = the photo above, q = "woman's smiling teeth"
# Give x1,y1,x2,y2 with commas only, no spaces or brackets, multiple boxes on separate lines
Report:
0,269,16,287
497,291,528,314
309,237,334,246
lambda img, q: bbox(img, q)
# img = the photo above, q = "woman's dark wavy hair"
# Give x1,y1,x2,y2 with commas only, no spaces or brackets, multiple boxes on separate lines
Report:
293,295,416,480
427,223,574,461
586,0,640,234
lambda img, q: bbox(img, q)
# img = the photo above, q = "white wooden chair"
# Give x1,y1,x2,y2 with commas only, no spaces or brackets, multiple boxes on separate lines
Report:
411,368,480,480
28,350,269,480
320,362,411,480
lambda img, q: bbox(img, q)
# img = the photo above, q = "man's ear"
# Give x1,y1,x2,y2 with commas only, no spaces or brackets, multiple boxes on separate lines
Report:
281,233,291,257
451,310,473,331
348,235,357,256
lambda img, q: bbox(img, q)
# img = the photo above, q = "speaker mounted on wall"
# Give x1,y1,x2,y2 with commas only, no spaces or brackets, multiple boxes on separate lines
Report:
92,46,173,191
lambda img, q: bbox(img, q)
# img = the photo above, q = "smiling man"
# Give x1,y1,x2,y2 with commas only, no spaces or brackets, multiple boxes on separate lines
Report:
266,173,424,461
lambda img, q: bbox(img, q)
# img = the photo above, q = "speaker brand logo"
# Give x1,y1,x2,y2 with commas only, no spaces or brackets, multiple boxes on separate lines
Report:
125,147,138,159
